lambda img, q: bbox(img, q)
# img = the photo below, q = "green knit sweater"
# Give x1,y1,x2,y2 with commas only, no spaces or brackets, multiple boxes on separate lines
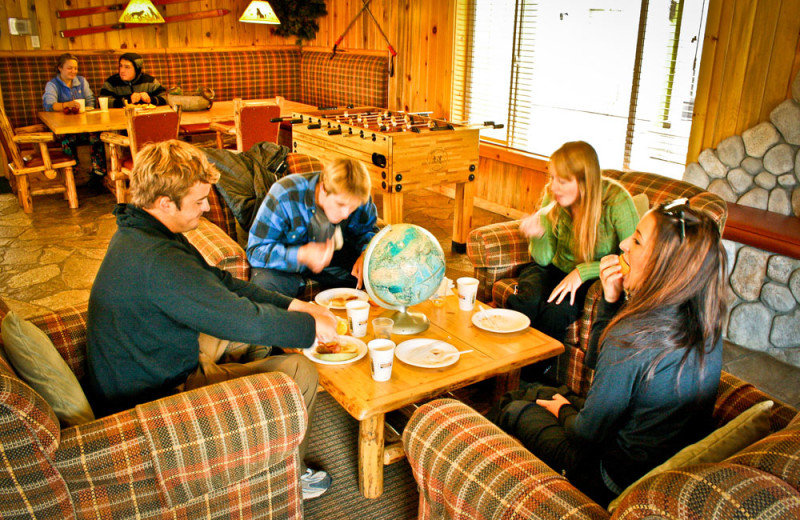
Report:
530,179,639,281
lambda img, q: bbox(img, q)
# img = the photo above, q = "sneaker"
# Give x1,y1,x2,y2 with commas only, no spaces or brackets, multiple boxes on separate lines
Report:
300,468,332,500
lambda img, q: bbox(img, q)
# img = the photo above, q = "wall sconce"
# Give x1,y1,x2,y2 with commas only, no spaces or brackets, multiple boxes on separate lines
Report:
239,1,281,24
119,0,166,24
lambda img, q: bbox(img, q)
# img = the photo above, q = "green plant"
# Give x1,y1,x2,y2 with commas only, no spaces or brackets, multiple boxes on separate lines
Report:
270,0,327,42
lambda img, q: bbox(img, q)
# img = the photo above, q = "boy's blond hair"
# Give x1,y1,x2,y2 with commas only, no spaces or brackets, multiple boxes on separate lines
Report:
129,140,220,209
320,158,371,203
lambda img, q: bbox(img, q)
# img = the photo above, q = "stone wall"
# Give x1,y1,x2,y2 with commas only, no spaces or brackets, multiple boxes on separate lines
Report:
683,71,800,368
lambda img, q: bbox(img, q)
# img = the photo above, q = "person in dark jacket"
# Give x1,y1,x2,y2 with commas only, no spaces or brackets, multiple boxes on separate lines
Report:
86,139,335,499
99,52,167,108
494,200,726,506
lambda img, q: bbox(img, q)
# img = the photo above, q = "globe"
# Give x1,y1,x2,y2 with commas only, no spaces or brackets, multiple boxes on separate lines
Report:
362,223,446,334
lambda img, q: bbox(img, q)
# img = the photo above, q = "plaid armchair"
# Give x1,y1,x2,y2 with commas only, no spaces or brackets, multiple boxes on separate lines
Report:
467,169,728,395
0,302,308,519
403,372,800,520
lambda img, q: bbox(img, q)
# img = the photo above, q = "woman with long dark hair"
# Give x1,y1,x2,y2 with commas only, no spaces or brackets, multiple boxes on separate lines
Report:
494,200,726,505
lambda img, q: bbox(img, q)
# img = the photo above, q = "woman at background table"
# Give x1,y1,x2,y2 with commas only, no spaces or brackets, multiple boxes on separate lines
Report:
496,201,725,505
100,52,167,108
507,141,638,352
42,53,106,189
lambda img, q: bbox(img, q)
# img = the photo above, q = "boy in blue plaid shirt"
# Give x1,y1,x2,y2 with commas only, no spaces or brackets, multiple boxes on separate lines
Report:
247,158,379,297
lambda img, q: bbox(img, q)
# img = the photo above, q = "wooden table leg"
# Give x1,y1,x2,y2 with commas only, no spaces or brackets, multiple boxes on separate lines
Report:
493,369,521,403
382,190,403,225
359,413,385,498
452,180,475,253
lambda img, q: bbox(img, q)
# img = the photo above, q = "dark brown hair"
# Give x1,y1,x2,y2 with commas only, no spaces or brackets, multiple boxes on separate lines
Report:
600,203,726,382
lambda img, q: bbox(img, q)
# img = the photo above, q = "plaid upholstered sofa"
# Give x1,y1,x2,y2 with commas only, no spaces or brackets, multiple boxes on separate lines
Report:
466,170,728,396
0,300,310,519
0,47,388,129
402,375,800,519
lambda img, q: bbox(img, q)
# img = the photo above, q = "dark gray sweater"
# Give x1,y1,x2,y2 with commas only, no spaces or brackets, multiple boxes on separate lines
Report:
559,298,722,489
86,204,315,415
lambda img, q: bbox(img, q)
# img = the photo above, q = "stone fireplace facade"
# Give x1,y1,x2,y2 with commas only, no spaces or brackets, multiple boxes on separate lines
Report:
682,72,800,368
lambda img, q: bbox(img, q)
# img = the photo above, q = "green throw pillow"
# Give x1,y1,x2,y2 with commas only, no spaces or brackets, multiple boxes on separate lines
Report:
1,311,95,427
608,400,773,512
631,193,650,219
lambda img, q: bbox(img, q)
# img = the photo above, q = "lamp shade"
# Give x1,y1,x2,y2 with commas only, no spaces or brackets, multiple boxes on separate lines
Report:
239,1,281,24
119,0,165,23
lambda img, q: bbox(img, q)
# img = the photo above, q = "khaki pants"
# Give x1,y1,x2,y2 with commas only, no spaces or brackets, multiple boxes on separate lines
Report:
187,334,319,468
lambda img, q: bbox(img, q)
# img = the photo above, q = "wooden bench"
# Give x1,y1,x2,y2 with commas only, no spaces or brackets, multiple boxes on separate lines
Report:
722,202,800,260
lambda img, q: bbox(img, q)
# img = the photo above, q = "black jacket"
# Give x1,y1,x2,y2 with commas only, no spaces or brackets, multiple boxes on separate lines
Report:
86,204,315,415
100,72,168,108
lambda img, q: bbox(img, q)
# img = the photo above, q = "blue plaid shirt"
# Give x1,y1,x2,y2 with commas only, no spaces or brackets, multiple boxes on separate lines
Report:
247,173,379,273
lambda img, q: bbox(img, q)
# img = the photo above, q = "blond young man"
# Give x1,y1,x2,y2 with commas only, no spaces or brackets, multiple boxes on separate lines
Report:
86,140,334,498
246,158,379,297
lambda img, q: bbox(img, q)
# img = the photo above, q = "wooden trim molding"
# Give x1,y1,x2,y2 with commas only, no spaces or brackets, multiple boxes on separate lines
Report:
479,142,549,171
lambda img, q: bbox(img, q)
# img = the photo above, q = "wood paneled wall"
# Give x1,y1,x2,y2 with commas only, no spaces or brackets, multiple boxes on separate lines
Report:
3,0,798,218
688,0,800,163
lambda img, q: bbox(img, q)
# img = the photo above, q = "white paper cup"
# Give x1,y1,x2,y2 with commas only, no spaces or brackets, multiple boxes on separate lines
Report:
457,277,479,311
372,317,393,340
346,300,370,338
98,97,109,111
368,339,395,382
275,95,285,108
75,98,86,113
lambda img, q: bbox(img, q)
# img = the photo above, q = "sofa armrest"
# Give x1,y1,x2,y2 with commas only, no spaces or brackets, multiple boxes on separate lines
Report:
56,372,306,508
610,462,800,519
403,399,609,520
715,371,798,431
467,220,532,303
185,217,250,280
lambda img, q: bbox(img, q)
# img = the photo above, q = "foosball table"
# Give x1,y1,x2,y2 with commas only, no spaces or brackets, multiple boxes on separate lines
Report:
286,106,499,251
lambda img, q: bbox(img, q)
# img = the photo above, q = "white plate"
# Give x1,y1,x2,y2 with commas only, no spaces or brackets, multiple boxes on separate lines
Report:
315,288,369,309
304,335,367,365
472,309,530,333
395,339,461,368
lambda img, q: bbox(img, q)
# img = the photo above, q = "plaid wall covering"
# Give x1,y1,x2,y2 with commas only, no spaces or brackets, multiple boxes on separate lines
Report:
0,299,307,518
0,48,388,130
467,169,728,395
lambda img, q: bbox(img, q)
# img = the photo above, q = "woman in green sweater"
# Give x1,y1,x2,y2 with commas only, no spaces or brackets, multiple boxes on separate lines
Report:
507,141,639,346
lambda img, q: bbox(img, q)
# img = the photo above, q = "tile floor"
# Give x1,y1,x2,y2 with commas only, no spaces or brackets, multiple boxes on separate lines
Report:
1,182,798,409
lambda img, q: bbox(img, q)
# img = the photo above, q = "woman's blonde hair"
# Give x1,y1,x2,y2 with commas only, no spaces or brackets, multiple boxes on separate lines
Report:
321,158,371,203
129,140,220,209
601,205,726,383
544,141,603,263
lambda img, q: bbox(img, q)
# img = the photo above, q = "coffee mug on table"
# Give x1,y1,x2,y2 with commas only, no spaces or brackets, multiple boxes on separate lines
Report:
98,97,109,111
75,98,86,113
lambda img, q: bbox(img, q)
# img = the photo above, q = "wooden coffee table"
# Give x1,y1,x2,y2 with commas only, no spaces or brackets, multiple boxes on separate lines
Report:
312,294,563,498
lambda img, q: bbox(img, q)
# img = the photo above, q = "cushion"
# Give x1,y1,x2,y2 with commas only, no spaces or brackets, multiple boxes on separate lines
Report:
631,192,650,218
608,400,774,511
0,311,95,427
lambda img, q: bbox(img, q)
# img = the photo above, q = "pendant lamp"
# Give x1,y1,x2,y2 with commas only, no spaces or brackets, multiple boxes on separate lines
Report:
119,0,165,23
239,1,281,24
